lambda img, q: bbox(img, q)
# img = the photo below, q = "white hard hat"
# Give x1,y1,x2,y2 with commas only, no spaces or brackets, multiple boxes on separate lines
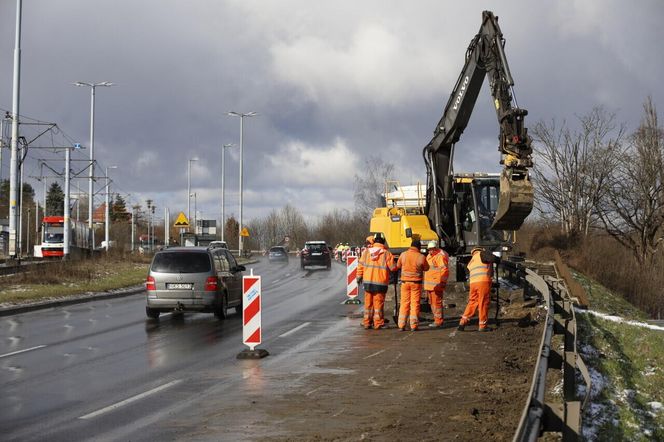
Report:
427,240,438,249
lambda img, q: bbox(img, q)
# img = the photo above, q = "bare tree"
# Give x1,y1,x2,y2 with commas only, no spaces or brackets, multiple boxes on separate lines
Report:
598,97,664,265
312,208,368,246
353,155,395,221
532,107,624,238
280,204,309,250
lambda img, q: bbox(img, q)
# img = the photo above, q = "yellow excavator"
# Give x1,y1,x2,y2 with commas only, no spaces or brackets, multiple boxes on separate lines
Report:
370,10,533,269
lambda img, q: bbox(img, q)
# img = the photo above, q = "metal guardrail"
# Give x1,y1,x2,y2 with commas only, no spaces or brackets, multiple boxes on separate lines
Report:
506,259,591,442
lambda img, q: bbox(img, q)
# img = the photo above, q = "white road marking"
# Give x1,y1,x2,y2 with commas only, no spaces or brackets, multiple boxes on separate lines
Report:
0,345,47,359
332,408,346,417
279,322,311,338
79,379,182,420
363,349,385,360
305,386,321,396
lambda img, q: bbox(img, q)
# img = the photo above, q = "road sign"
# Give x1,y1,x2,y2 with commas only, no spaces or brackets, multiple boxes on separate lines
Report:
242,274,262,350
173,212,189,227
240,227,250,237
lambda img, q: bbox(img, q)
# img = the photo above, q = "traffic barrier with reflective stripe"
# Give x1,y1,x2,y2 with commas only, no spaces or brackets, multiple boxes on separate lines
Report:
344,254,361,304
242,274,262,350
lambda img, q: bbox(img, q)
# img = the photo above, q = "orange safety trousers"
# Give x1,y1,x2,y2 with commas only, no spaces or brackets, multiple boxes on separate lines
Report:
427,290,444,326
363,292,386,329
460,281,491,329
398,282,422,330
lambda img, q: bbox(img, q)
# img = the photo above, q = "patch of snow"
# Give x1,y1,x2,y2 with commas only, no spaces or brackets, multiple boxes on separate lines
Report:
575,308,664,331
617,389,636,403
644,366,657,377
648,401,662,412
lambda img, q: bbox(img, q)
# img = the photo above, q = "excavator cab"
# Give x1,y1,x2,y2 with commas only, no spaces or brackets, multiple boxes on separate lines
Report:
455,174,508,252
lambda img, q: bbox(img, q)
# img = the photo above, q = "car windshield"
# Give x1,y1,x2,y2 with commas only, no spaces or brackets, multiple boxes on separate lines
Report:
306,244,326,253
151,252,211,273
270,247,285,253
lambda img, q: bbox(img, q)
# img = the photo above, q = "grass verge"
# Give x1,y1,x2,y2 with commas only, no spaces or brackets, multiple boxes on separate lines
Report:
0,258,149,305
573,272,664,441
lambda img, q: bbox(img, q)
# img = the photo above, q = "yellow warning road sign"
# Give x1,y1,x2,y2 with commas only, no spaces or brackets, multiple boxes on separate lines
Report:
241,227,250,237
173,212,190,227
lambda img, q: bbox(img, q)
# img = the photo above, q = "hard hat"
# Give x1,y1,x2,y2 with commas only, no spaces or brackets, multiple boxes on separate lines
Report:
427,240,437,249
471,246,485,254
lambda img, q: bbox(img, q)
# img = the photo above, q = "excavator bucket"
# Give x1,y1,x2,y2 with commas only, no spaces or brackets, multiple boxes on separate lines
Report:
492,168,534,231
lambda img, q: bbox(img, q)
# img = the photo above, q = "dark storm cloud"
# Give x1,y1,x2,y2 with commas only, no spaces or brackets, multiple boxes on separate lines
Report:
1,0,662,222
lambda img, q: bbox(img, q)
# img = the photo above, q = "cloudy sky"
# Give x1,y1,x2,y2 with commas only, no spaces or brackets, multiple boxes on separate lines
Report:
1,0,662,225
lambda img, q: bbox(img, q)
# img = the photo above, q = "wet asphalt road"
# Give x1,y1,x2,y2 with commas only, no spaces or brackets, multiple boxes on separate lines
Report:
0,258,356,441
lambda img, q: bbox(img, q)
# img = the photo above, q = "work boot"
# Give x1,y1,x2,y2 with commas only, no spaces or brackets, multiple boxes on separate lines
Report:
457,324,465,331
399,327,406,332
478,327,492,333
374,324,388,330
429,322,442,328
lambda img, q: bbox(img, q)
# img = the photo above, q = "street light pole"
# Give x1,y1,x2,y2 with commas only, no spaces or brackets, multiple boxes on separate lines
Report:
221,143,235,242
187,157,198,230
104,165,117,251
74,80,114,250
191,192,197,232
8,0,22,259
227,111,257,255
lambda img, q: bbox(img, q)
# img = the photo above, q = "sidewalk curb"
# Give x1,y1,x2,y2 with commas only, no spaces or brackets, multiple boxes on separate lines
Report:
0,285,145,317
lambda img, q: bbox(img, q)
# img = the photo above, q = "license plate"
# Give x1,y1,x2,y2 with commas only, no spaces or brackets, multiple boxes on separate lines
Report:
312,252,322,256
167,283,193,290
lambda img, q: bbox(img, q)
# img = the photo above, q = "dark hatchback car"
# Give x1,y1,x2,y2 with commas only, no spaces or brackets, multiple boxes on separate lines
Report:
268,246,289,263
300,241,331,270
145,247,245,319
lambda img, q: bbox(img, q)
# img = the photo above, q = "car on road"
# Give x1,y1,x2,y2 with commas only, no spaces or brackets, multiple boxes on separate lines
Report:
208,240,228,249
268,246,289,263
301,240,332,270
145,246,245,319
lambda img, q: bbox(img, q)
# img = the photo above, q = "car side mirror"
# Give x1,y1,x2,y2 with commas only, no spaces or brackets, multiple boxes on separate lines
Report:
405,228,412,238
236,265,246,272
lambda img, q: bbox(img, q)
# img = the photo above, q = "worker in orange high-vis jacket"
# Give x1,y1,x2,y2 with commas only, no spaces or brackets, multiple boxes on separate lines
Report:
357,235,395,329
458,247,500,332
357,235,374,327
396,239,429,331
424,240,449,328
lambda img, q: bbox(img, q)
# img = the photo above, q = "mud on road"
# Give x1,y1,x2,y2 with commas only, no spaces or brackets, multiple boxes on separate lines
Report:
184,282,544,442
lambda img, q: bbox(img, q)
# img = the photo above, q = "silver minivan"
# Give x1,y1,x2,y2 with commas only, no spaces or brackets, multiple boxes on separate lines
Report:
145,247,245,319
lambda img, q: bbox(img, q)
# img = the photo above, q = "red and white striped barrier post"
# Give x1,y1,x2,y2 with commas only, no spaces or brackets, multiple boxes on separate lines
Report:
344,254,361,304
237,270,269,359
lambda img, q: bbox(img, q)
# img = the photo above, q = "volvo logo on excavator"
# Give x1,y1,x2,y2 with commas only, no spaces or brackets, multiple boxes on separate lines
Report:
452,76,470,111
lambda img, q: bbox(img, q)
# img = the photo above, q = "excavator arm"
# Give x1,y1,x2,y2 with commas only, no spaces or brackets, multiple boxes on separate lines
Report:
424,10,533,238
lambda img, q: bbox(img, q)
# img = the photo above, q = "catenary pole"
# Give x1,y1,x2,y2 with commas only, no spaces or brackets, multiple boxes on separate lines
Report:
8,0,22,259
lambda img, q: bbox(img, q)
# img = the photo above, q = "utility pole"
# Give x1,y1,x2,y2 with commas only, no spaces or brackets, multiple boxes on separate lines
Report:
146,199,153,252
8,0,23,259
63,146,71,259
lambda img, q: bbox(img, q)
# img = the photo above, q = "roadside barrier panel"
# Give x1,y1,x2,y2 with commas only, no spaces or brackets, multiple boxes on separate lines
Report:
237,270,269,359
344,254,361,305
